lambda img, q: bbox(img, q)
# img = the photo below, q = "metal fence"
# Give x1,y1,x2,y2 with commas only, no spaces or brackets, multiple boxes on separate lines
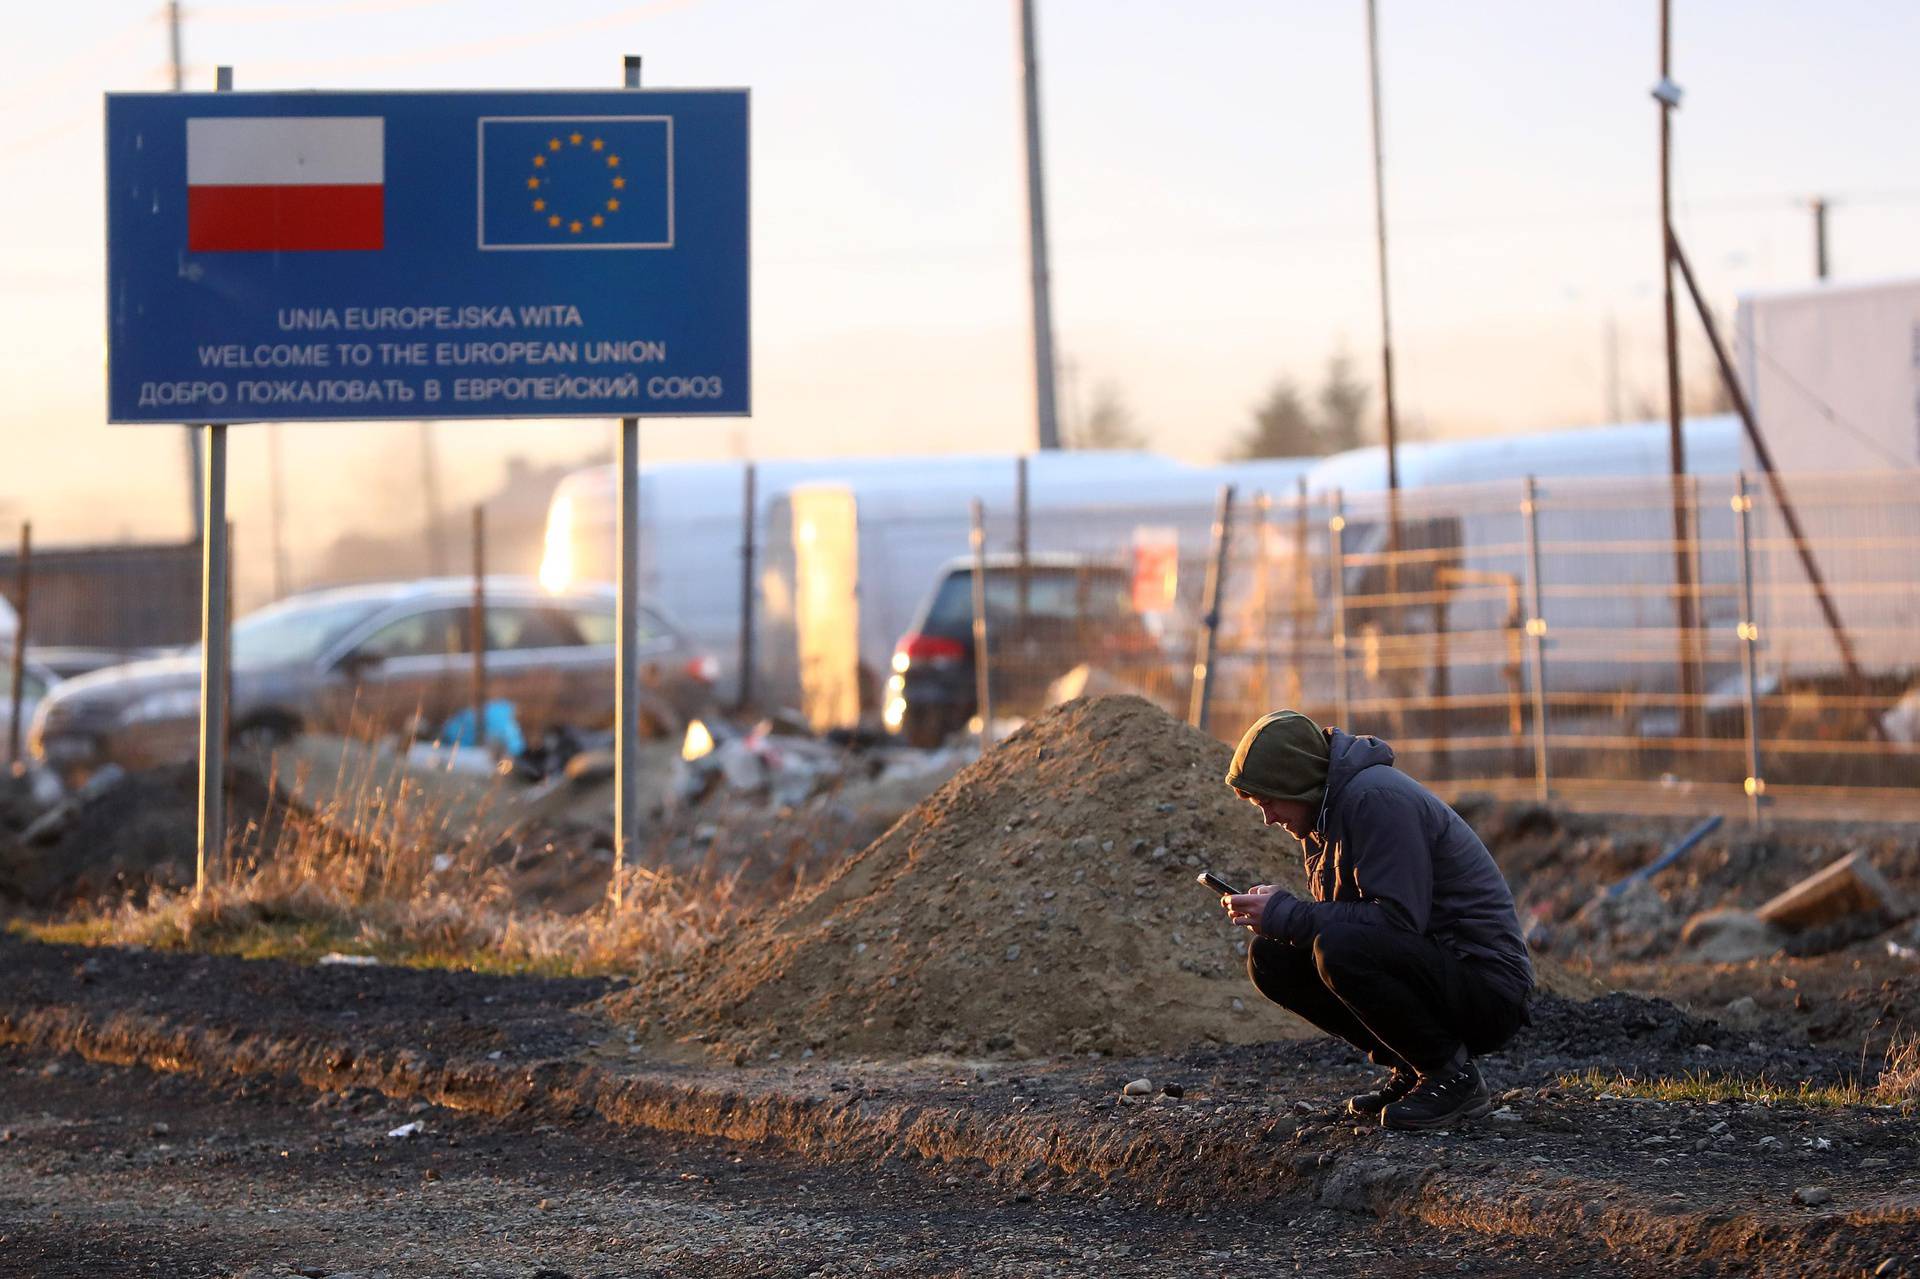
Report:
979,469,1920,820
0,537,202,657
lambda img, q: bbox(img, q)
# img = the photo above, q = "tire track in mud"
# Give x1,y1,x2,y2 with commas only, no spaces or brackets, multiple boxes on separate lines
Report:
2,993,1914,1278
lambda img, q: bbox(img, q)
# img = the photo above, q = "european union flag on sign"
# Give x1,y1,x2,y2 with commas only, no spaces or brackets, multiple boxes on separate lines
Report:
478,116,672,250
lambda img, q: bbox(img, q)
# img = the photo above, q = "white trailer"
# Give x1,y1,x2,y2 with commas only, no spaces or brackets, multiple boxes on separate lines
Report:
1737,276,1920,476
539,456,947,700
1735,278,1920,681
539,450,1312,713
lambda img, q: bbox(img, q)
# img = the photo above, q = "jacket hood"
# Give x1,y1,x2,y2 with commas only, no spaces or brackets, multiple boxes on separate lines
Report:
1317,729,1397,828
1224,710,1331,805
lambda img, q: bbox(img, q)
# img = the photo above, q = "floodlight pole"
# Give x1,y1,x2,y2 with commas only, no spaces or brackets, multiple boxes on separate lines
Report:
1016,0,1061,451
194,64,235,899
1657,0,1703,739
613,54,644,913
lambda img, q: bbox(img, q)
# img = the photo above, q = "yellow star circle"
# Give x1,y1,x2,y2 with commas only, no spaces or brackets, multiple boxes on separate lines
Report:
527,132,628,237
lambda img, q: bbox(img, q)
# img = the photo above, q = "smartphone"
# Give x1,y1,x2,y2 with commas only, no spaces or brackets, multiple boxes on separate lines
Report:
1196,871,1242,897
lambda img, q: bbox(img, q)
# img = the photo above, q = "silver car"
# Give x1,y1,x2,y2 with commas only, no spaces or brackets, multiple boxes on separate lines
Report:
30,577,715,780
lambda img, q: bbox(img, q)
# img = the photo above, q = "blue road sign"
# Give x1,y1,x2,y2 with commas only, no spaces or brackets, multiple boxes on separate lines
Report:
106,90,749,423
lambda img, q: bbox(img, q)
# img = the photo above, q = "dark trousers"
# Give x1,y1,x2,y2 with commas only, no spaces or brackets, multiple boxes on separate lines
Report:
1247,923,1525,1076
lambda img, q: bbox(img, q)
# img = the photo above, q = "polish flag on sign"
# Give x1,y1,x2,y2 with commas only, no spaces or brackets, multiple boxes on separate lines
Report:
187,117,384,252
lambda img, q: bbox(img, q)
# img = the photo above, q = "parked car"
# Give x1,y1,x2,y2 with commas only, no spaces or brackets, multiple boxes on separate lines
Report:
27,647,168,683
882,554,1164,747
29,577,716,782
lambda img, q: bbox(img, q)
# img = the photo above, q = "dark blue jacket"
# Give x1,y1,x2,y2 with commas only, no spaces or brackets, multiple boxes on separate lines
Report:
1259,730,1535,1005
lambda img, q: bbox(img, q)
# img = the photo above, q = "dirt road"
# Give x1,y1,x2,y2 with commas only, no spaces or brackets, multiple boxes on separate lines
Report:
3,938,1916,1277
0,1044,1622,1279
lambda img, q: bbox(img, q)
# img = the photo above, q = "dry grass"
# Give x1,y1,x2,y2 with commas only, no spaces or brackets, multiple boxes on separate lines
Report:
1875,1029,1920,1107
20,740,748,978
1563,1031,1920,1112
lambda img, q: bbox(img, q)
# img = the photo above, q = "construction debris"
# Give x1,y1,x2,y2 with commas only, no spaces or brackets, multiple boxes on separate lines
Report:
1678,909,1786,964
1756,851,1910,933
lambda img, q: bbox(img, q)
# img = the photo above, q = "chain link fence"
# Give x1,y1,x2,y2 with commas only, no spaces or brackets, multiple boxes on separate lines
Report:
976,469,1920,819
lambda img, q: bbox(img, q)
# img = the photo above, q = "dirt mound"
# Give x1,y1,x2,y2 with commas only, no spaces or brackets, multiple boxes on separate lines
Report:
617,695,1284,1059
0,765,288,910
616,695,1583,1061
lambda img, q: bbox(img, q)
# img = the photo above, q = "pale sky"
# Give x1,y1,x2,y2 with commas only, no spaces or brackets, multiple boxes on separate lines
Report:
4,0,1918,595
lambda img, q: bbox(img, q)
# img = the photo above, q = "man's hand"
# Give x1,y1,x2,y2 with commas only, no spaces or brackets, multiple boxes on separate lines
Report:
1223,885,1280,929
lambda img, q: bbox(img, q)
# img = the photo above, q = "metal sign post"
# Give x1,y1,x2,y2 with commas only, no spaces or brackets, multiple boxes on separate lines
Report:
195,65,234,898
613,54,643,912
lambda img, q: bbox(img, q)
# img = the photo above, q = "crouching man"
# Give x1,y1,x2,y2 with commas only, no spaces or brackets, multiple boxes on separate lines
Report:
1220,710,1534,1130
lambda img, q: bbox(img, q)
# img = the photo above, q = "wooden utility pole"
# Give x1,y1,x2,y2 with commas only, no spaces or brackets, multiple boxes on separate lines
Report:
1812,197,1830,280
1016,0,1061,451
1365,0,1400,497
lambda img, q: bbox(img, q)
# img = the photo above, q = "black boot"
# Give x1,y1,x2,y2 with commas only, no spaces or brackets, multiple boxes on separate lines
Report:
1380,1061,1492,1131
1347,1067,1418,1118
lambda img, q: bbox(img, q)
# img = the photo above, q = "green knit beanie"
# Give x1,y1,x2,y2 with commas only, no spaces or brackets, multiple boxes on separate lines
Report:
1224,710,1331,805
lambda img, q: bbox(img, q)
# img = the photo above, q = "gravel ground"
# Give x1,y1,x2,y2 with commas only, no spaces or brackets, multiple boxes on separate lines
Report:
0,1045,1637,1279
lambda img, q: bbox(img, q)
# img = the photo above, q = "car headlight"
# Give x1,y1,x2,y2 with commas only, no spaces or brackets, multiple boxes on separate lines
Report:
121,688,202,725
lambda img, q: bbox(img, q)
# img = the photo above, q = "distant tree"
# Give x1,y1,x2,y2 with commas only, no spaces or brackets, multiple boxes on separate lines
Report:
1066,380,1150,450
1626,390,1662,422
1230,354,1376,460
1316,351,1371,455
1231,380,1321,460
